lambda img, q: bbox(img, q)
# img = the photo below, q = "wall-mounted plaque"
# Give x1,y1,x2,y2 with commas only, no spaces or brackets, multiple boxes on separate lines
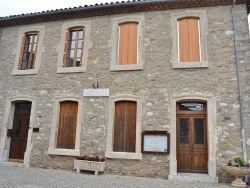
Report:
142,131,170,154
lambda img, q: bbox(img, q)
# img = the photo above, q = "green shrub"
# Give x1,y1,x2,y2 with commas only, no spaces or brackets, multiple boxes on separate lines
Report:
233,157,245,167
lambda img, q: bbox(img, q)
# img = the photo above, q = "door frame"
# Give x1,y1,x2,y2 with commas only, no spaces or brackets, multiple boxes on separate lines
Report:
0,96,36,167
168,93,217,180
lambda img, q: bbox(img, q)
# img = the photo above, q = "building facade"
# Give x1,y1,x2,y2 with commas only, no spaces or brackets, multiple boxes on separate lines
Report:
0,0,249,183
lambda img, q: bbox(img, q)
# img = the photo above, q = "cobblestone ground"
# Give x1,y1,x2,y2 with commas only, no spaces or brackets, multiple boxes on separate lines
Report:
0,164,234,188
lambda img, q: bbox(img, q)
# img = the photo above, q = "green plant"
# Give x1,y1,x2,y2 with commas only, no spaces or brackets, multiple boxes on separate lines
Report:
75,155,105,162
233,157,245,167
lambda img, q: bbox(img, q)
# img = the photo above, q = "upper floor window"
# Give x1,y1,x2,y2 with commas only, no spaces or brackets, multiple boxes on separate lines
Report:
63,27,85,68
110,15,144,71
57,20,91,73
118,22,138,65
178,18,200,63
171,10,208,68
12,26,45,75
19,32,39,70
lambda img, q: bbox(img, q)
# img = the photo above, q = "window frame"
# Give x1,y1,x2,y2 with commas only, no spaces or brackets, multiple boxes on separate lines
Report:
171,10,208,68
105,94,142,160
57,20,91,73
48,97,82,156
12,26,45,75
110,15,144,71
18,31,39,70
63,27,85,68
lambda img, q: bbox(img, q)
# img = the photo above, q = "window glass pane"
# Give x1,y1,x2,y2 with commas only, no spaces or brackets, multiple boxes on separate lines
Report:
180,118,189,144
179,103,203,111
68,41,75,49
66,59,73,67
77,40,82,49
24,44,30,52
21,61,28,70
67,50,74,58
34,35,38,43
14,103,31,114
194,118,204,144
14,117,22,138
70,31,77,40
25,35,32,44
22,52,29,61
77,49,81,57
78,30,83,39
33,44,37,52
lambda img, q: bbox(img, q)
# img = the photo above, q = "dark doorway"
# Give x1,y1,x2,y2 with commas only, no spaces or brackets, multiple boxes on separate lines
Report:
9,102,31,163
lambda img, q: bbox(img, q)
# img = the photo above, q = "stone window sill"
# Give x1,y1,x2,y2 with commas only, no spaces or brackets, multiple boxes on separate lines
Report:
110,64,143,71
57,67,86,73
172,61,209,69
105,151,142,160
48,148,80,156
12,69,38,75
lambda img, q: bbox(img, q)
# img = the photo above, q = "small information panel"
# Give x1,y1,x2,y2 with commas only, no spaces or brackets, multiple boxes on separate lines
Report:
142,131,170,154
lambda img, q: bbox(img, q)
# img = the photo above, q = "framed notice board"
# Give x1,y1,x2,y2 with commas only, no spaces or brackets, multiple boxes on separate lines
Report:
142,131,170,154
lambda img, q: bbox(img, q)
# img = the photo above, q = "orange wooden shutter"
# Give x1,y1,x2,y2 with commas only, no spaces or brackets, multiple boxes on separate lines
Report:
179,18,200,62
113,101,136,152
113,102,126,152
18,34,26,70
188,18,200,62
118,22,138,65
57,101,78,149
125,101,136,152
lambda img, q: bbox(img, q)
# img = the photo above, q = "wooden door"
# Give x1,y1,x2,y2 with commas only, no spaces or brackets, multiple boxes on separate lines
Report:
9,114,30,162
177,115,207,173
113,101,136,152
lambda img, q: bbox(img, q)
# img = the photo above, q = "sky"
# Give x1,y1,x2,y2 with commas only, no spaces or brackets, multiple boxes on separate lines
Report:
0,0,120,17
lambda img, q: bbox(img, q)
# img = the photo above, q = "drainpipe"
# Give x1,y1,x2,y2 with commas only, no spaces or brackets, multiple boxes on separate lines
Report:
232,0,247,165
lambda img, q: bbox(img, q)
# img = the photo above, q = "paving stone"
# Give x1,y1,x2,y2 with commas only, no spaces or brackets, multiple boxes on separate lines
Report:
0,164,234,188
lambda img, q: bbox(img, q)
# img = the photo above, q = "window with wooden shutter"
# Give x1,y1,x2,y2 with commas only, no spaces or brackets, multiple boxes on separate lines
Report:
178,18,200,62
57,101,78,149
113,101,136,152
118,22,138,65
63,27,85,67
18,32,39,70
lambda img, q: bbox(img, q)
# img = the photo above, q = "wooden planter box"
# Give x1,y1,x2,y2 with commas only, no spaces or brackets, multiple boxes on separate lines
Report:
74,159,105,175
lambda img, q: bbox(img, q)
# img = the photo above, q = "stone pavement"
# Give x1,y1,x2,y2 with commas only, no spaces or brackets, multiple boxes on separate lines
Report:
0,163,236,188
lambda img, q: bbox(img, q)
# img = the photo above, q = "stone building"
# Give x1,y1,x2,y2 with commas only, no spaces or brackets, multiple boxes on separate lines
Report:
0,0,249,183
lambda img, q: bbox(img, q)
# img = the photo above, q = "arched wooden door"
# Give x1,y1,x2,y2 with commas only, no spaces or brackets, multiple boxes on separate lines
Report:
9,102,31,163
176,102,208,173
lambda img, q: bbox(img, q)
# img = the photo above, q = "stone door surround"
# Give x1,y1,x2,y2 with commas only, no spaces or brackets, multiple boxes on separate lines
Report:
168,93,218,183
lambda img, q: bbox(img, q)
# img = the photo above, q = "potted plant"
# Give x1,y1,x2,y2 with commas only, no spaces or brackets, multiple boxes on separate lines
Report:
74,155,105,175
223,157,250,188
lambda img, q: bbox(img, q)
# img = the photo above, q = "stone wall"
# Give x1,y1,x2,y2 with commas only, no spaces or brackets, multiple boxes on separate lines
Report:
0,4,249,181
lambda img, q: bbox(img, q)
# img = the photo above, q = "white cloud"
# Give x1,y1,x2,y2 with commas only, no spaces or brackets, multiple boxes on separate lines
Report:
0,0,118,17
